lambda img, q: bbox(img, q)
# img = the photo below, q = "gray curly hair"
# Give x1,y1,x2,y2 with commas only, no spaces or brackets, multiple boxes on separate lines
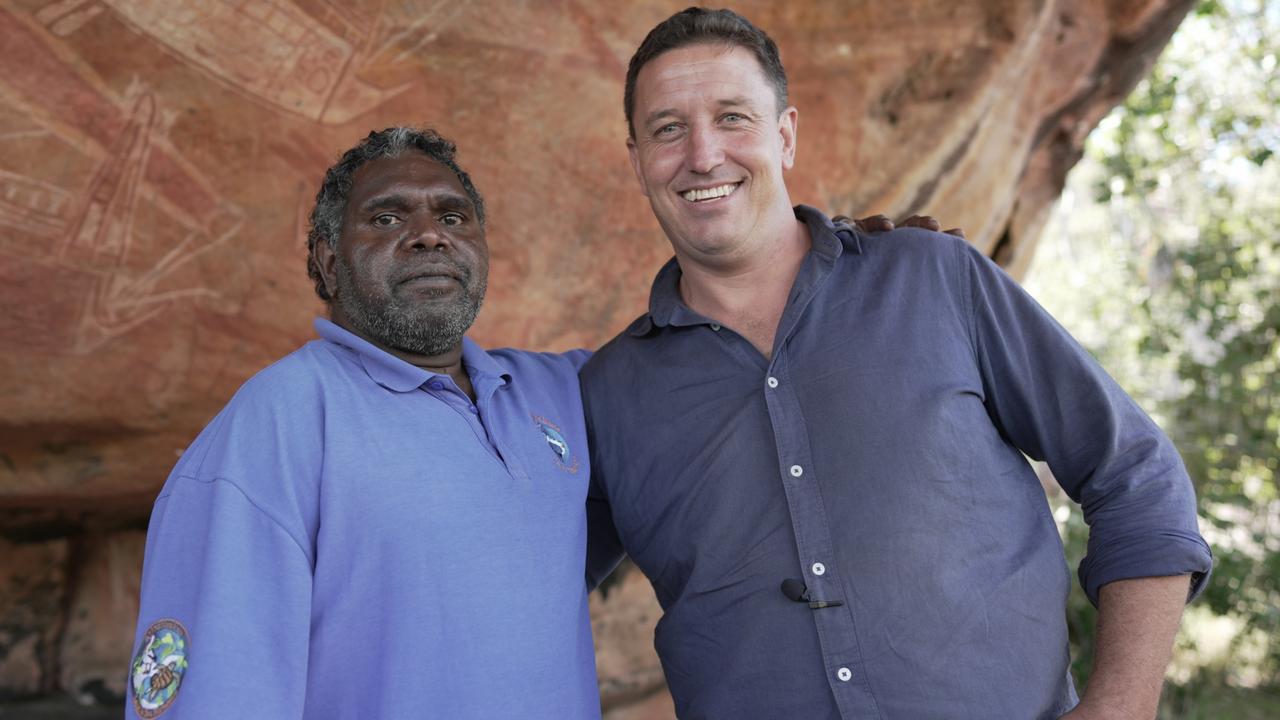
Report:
305,127,486,301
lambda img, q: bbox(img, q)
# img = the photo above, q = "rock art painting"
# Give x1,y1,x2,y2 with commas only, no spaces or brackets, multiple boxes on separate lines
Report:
0,7,245,355
34,0,462,124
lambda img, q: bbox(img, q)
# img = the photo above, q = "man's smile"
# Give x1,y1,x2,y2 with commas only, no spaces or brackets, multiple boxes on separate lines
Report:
679,182,741,203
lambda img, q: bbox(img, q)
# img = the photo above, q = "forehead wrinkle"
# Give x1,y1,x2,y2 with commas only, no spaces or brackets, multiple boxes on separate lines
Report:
653,64,750,97
642,79,763,119
350,160,469,205
350,152,466,195
640,49,774,120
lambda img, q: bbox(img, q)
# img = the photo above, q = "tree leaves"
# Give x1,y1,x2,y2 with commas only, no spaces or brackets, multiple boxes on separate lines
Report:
1028,0,1280,692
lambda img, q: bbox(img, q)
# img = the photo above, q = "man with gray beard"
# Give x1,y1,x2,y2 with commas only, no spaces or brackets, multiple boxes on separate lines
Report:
126,128,602,719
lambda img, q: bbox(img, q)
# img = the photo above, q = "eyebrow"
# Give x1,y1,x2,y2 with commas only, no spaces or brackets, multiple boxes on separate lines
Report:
642,107,680,129
433,194,475,214
641,96,757,129
716,96,755,110
357,191,474,214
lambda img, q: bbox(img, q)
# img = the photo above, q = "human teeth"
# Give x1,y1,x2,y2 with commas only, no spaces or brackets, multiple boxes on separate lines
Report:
681,183,738,202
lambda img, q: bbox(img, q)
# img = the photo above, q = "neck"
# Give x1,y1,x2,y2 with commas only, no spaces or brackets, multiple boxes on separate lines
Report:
329,310,474,399
676,215,811,357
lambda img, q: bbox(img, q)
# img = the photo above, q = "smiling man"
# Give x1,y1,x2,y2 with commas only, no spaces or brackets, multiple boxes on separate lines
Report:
127,128,600,719
581,8,1213,720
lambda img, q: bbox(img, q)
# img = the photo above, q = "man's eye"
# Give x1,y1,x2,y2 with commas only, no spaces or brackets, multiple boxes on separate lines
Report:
722,113,746,123
372,214,401,227
440,212,466,226
655,123,681,137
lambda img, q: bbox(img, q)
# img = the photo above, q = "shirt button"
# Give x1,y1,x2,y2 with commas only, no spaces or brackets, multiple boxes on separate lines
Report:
427,380,445,391
710,323,721,332
789,465,803,477
811,562,826,576
766,376,779,388
836,667,852,682
468,405,478,414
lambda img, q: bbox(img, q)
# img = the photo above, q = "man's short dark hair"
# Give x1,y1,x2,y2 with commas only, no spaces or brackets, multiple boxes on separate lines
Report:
305,127,485,302
624,7,788,139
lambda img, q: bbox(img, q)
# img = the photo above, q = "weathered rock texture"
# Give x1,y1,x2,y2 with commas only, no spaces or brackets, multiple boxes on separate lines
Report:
56,531,143,704
0,0,1192,712
0,538,68,700
591,562,667,712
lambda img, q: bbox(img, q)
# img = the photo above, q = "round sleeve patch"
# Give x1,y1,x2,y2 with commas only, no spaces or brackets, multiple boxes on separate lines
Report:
129,619,190,718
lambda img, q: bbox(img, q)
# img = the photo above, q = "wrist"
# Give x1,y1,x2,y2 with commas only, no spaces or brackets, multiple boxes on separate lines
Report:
1071,688,1155,720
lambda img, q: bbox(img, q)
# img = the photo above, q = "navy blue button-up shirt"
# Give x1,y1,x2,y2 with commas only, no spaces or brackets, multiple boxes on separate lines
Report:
581,206,1211,719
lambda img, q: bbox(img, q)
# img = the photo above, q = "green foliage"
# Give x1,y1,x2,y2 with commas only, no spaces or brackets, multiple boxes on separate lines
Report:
1027,0,1280,702
1162,683,1280,720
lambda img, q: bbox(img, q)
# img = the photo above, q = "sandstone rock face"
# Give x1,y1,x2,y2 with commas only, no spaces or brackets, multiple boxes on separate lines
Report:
0,538,69,700
603,688,678,720
0,0,1192,709
58,531,144,705
591,563,667,710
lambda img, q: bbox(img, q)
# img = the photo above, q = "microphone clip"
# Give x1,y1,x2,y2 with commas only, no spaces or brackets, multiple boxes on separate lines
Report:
780,578,844,609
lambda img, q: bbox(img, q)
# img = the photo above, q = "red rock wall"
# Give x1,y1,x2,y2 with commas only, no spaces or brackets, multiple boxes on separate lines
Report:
0,0,1192,714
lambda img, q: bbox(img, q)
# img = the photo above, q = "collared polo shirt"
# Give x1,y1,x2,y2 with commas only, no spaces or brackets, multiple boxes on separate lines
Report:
129,319,599,719
580,206,1212,719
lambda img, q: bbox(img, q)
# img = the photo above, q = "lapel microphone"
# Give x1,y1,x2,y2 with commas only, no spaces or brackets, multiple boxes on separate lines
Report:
780,578,844,609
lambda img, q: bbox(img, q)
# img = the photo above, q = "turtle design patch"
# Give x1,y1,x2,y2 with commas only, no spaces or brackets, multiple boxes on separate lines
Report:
532,414,580,473
130,619,189,717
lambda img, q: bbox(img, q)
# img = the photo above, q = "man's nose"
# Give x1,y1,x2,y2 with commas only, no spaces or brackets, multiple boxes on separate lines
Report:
686,125,724,174
400,218,449,252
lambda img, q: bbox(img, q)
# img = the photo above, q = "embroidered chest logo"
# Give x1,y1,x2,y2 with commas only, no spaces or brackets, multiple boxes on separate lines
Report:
532,414,580,474
129,619,189,718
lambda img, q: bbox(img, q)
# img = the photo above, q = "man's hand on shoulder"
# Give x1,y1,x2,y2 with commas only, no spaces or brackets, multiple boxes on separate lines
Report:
834,213,966,239
836,213,894,233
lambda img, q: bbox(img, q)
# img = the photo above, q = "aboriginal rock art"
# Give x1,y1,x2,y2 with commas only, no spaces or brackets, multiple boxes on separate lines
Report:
33,0,470,124
60,90,244,353
0,7,245,354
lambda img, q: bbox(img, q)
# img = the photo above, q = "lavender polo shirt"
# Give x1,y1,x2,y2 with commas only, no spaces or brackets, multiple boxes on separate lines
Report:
580,206,1211,720
129,319,599,719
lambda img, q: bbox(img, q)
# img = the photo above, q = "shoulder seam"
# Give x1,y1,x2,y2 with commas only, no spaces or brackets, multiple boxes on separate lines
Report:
169,474,314,566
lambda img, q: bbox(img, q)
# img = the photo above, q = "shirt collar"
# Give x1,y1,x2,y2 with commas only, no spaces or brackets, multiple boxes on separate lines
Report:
314,318,511,393
797,203,862,259
631,205,861,337
460,336,513,400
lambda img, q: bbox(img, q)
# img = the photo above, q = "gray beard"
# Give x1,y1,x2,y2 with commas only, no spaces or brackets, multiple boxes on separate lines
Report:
334,256,486,357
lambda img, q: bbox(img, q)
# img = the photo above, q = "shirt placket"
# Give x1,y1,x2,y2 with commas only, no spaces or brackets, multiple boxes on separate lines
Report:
764,351,880,718
764,234,881,719
477,383,530,482
424,377,529,481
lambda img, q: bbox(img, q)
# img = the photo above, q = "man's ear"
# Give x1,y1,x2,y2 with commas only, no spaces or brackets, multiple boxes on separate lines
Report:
779,106,798,170
626,136,649,198
314,238,339,301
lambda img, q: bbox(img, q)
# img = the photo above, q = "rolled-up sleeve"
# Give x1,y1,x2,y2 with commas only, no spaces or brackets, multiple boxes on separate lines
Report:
960,242,1212,606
